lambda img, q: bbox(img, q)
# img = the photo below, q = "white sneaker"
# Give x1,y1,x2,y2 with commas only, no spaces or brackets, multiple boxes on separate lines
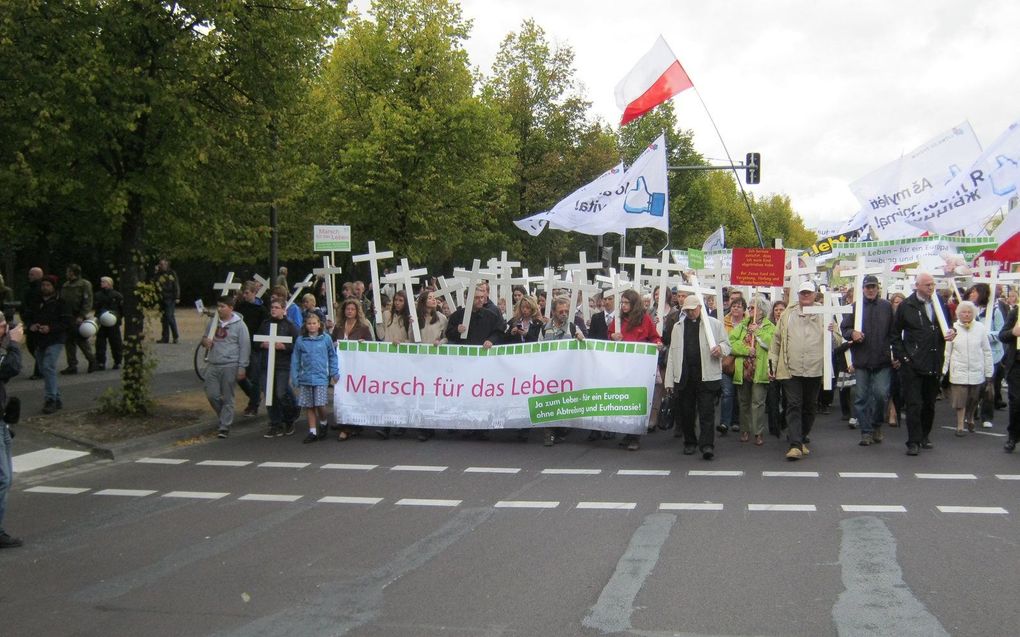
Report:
983,421,994,429
849,417,858,425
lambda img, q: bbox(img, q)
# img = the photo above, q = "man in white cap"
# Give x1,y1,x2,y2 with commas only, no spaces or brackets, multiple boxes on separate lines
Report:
664,294,730,460
768,281,842,460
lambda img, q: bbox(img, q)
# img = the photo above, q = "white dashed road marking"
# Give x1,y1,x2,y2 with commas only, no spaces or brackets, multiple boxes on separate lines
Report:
318,496,383,505
748,504,817,512
995,474,1020,480
321,463,377,471
658,502,724,511
390,465,447,472
135,458,189,465
763,471,819,478
257,462,309,469
12,448,91,473
162,491,230,500
196,460,251,467
936,506,1008,515
916,473,977,480
688,470,743,477
616,469,670,476
494,500,560,509
94,489,157,497
541,468,601,475
576,502,636,510
841,505,907,513
394,498,461,507
839,472,899,478
464,467,521,474
238,494,303,502
25,486,90,495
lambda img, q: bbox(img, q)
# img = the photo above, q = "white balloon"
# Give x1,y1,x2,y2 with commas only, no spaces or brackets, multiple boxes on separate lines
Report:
78,318,98,338
99,311,117,327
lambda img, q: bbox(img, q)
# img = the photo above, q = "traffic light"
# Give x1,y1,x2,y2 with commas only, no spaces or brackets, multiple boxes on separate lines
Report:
745,152,761,185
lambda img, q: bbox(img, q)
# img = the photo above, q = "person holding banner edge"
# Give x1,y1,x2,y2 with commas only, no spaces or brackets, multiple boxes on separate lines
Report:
609,289,662,451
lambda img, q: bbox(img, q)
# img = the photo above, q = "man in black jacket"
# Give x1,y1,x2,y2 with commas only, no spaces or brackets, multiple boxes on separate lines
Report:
234,281,269,416
93,276,124,370
28,276,71,414
154,259,181,343
19,267,43,379
998,306,1020,451
891,273,956,455
0,311,24,548
445,285,505,348
588,293,614,340
841,274,895,446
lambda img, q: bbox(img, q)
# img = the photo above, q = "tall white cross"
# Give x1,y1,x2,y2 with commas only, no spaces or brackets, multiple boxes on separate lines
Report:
207,272,242,339
695,257,730,321
564,251,603,283
253,323,293,406
313,256,343,325
509,269,543,300
536,267,564,320
646,250,686,334
972,258,1004,329
839,254,884,332
252,274,271,299
436,275,465,312
618,246,647,294
452,259,489,339
564,270,601,325
595,269,633,309
381,258,428,343
783,255,819,292
802,286,852,391
487,251,520,319
352,241,394,326
287,273,315,308
676,275,721,349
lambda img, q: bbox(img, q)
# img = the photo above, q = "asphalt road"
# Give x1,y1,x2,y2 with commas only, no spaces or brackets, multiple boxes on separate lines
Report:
4,399,1020,636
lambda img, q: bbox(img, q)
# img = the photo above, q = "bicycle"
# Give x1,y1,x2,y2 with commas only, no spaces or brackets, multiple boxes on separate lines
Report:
193,307,215,381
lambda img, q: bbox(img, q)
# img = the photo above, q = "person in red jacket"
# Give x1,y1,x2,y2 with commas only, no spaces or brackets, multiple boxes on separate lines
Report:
609,289,663,450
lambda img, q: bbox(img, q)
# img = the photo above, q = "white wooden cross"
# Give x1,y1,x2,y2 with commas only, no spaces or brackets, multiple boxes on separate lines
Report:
618,246,647,294
695,257,730,322
904,267,954,335
676,275,721,349
595,269,632,309
207,272,242,339
783,254,819,293
535,267,564,320
252,274,271,299
509,268,543,299
877,262,906,298
564,251,603,283
972,258,1005,329
452,259,489,339
839,254,884,332
487,251,520,319
313,256,343,325
381,258,428,343
436,275,465,312
253,323,293,407
645,250,686,334
352,241,394,326
287,273,314,308
563,270,601,325
802,286,852,391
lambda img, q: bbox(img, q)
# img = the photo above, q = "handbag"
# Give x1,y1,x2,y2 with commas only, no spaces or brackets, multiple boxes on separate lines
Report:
657,396,674,430
722,354,736,376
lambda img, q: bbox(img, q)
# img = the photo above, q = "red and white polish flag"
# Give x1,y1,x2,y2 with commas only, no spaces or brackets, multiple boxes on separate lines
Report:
615,35,693,126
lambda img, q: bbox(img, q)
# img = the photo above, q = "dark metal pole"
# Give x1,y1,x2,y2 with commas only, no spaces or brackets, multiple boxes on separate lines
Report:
269,122,279,281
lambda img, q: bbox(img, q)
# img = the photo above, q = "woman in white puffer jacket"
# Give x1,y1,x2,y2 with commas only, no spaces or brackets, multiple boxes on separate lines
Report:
943,301,993,435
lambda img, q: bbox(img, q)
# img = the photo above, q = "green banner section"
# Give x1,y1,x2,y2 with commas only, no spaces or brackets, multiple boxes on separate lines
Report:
687,248,704,269
527,387,648,424
336,340,659,356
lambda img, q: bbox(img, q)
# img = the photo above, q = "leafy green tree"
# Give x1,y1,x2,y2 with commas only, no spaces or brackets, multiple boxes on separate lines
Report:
0,1,345,413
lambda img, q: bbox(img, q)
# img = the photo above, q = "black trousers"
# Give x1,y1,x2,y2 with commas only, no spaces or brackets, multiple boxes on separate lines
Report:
1006,363,1020,442
900,366,940,446
95,325,123,367
781,376,821,448
675,378,720,450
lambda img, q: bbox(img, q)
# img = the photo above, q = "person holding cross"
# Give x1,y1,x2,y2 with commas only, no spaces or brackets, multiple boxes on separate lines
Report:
201,295,251,438
840,274,895,446
255,298,299,438
891,272,956,456
768,281,843,460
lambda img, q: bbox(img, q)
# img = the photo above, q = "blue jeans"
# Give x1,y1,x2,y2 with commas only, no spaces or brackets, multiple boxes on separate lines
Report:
161,298,179,341
854,367,891,434
720,373,740,426
0,423,12,533
39,343,63,403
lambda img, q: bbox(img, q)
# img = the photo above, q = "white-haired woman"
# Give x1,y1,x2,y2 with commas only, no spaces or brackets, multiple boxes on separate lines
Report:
944,300,993,435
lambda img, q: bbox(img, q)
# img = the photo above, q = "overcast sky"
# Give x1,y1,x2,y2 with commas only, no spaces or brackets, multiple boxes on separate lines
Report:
355,0,1020,231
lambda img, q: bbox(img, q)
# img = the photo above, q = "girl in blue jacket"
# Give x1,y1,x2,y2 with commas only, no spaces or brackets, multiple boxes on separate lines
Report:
290,313,339,443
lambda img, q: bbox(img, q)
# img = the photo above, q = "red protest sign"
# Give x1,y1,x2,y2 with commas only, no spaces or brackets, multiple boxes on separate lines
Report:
730,248,786,286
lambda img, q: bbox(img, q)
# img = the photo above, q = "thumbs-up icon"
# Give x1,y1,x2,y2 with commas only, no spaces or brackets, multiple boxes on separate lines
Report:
623,176,666,217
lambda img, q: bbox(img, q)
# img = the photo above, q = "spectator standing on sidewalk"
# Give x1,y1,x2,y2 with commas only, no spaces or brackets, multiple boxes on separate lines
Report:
60,264,97,374
0,312,24,548
29,276,71,414
93,276,124,371
154,259,181,344
19,267,44,379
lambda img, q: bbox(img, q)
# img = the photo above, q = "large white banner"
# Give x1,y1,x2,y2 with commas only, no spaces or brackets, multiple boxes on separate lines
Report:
831,235,996,270
851,122,983,239
333,340,658,435
919,120,1020,236
514,134,669,236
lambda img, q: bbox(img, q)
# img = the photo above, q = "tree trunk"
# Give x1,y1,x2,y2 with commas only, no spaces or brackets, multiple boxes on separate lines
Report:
117,189,150,414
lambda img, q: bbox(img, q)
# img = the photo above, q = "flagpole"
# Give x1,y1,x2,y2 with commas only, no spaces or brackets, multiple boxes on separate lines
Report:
689,87,765,248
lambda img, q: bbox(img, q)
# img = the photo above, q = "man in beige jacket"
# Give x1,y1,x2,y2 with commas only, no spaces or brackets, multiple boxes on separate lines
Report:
768,281,843,460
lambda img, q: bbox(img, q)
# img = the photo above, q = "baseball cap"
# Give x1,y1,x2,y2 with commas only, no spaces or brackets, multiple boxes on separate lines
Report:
681,295,701,310
863,274,880,286
797,281,816,294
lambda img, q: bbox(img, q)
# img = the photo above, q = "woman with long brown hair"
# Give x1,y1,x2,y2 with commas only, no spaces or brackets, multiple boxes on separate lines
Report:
608,288,662,450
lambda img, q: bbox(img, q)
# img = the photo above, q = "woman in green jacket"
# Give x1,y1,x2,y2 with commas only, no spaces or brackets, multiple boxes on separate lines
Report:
729,295,775,446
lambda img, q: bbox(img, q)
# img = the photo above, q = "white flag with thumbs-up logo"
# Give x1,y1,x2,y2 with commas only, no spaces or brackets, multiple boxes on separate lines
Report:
513,133,669,236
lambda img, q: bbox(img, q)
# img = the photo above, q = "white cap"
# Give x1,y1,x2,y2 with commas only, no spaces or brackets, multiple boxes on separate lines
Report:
797,281,816,294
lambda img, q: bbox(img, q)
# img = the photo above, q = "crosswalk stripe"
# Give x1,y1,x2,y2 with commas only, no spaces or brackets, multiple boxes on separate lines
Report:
163,491,229,500
318,496,383,505
688,470,743,477
995,474,1020,481
748,504,817,512
238,494,303,502
24,486,90,495
841,505,907,513
915,473,977,480
257,462,309,469
464,467,521,474
321,463,377,470
839,472,898,478
196,460,251,467
12,448,90,473
577,502,636,510
94,489,157,497
617,469,670,476
541,468,601,475
391,465,447,472
936,505,1008,514
395,498,461,507
495,500,560,509
658,502,724,511
135,458,189,465
763,471,819,478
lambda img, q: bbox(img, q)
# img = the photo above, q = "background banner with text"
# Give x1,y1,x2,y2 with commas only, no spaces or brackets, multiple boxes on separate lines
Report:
333,340,658,434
